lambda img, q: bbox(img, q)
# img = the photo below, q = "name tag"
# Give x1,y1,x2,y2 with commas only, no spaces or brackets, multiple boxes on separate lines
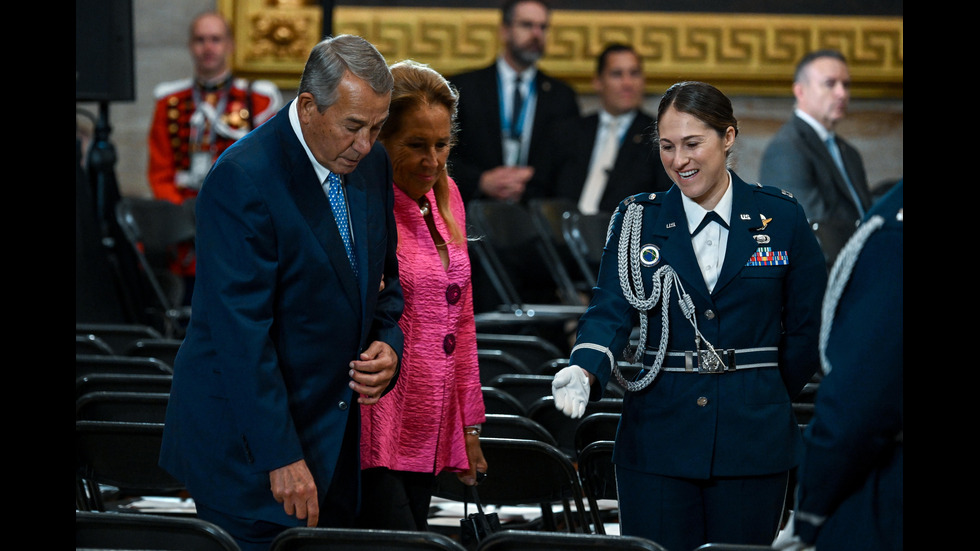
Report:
746,247,788,266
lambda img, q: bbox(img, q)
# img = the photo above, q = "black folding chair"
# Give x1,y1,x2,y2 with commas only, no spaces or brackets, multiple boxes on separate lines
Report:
482,414,558,447
476,529,667,550
434,438,590,533
75,420,184,512
527,397,623,459
482,387,528,417
271,526,466,551
576,441,617,534
562,211,614,289
76,511,239,551
478,349,532,386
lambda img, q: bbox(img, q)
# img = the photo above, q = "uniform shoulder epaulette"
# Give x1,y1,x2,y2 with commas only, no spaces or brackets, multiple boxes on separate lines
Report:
617,191,664,212
753,182,799,204
153,78,193,100
624,191,664,205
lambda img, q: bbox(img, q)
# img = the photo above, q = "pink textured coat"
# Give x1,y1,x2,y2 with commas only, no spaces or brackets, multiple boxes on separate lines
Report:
359,177,485,474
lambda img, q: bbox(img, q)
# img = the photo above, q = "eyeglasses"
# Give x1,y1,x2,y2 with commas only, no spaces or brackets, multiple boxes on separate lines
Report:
511,20,549,32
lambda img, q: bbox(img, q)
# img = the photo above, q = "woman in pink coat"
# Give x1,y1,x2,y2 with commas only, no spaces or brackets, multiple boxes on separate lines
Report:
357,60,488,531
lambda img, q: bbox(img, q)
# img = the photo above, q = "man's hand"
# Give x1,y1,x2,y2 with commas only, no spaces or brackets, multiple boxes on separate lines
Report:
552,365,591,418
478,165,533,202
269,459,319,527
349,341,398,404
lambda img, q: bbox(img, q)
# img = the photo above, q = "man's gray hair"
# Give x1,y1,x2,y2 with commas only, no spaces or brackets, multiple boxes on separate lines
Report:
298,34,394,111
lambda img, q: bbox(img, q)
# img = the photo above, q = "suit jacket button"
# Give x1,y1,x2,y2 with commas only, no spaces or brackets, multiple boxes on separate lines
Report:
338,401,349,410
697,396,708,407
443,334,456,355
704,310,716,320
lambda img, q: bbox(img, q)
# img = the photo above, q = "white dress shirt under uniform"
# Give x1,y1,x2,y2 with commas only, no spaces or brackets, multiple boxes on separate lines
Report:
682,170,734,293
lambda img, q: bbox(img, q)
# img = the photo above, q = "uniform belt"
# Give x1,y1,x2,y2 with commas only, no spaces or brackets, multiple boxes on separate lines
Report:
643,346,778,374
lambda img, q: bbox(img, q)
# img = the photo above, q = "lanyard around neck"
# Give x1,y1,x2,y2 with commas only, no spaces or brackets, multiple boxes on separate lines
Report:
498,74,535,138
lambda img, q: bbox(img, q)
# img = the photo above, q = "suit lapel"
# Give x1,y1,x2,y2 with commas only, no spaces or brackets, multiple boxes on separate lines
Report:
345,169,368,309
278,107,362,311
796,117,862,211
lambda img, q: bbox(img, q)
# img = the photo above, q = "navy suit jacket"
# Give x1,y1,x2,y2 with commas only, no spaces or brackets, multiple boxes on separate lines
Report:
759,114,872,266
569,173,826,479
448,63,579,203
160,101,405,524
542,110,672,212
795,181,903,550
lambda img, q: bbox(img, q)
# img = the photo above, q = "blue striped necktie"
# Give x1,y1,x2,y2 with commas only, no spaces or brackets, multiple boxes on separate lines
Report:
825,135,865,218
325,172,357,276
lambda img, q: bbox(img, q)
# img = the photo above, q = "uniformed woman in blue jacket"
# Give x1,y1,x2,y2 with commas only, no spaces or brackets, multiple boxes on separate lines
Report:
552,81,827,551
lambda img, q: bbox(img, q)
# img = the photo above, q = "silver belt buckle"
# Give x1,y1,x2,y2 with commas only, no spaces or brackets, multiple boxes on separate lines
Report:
698,349,727,373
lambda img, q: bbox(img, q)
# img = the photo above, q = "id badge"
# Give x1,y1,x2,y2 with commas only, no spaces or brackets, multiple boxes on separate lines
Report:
503,138,521,166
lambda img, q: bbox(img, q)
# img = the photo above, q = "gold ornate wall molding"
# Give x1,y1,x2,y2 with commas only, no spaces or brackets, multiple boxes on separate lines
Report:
221,3,903,98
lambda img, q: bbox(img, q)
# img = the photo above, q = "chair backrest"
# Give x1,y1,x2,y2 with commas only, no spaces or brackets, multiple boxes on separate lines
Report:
478,349,532,386
482,387,528,417
76,372,173,400
573,412,621,459
476,529,668,551
576,440,617,534
75,420,184,511
76,511,240,551
115,196,196,269
487,373,555,409
433,437,590,533
271,526,466,551
561,211,613,289
77,333,115,356
476,333,566,372
76,323,164,355
124,337,183,367
76,391,170,423
527,397,624,458
692,544,777,550
114,198,194,337
482,414,558,447
76,354,174,379
467,199,581,308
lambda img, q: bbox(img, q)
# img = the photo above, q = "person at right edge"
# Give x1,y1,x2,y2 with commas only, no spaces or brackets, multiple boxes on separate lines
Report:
759,49,873,269
551,81,827,551
778,180,903,551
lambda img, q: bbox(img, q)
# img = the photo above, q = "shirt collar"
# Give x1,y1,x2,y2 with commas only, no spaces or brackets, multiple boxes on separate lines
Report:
598,109,636,133
497,57,536,89
794,108,833,142
681,169,734,232
289,99,336,185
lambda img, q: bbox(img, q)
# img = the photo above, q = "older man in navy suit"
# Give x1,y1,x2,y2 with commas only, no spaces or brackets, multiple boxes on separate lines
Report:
759,50,873,268
160,35,404,551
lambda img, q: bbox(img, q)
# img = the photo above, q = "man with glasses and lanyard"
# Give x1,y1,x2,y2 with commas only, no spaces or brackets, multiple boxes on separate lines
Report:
448,0,579,205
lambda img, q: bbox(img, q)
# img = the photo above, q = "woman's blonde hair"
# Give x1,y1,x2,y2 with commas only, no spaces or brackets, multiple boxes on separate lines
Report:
381,59,465,244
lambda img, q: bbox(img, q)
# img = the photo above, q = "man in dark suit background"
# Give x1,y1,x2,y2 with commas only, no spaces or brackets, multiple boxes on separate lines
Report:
759,49,873,268
160,35,404,551
543,43,673,214
448,0,579,204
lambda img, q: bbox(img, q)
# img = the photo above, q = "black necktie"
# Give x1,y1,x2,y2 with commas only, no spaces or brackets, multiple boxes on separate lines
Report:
691,211,728,236
511,75,523,139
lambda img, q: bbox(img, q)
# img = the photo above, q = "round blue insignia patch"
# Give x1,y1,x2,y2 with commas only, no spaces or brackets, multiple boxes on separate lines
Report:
640,244,660,267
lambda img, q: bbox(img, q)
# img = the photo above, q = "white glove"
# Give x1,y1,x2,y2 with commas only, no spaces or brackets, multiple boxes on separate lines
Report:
552,365,591,419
